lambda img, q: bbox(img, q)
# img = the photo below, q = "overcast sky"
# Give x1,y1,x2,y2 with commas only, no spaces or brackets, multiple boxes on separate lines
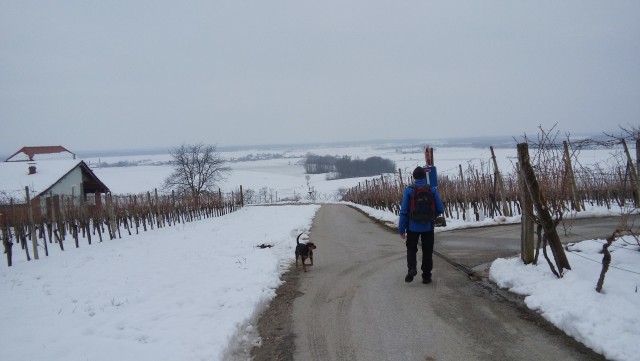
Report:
1,1,638,155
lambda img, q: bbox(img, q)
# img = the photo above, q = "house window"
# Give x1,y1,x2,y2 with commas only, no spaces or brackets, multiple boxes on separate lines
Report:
84,194,96,205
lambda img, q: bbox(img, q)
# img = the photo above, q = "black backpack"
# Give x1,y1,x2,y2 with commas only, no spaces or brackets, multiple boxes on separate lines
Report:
409,185,436,223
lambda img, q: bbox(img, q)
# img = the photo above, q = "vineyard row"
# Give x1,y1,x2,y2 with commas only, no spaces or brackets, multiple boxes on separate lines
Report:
0,188,244,267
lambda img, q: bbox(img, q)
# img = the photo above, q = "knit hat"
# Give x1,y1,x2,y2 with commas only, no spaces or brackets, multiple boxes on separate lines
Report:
413,166,426,180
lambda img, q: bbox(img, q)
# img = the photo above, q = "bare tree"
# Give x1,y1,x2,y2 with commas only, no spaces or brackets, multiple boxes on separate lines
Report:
162,143,231,200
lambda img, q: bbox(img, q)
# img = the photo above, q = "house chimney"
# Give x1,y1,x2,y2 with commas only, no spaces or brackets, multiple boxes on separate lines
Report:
28,162,37,175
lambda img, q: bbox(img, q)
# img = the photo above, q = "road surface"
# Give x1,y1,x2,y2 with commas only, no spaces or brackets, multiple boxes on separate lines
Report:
252,204,613,361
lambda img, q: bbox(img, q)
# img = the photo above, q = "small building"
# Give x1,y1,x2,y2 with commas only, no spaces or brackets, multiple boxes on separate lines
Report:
5,146,76,162
0,160,110,204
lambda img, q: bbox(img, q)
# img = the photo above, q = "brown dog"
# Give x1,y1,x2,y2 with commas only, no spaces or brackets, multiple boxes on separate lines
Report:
295,232,316,272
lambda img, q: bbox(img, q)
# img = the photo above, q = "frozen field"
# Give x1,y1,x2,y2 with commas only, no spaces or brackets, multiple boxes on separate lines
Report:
86,141,621,200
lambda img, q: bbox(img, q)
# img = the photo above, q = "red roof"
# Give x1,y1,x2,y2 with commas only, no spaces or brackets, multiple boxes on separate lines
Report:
5,146,75,162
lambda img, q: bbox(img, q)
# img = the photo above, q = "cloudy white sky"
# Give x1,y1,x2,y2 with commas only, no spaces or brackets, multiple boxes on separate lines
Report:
1,1,638,156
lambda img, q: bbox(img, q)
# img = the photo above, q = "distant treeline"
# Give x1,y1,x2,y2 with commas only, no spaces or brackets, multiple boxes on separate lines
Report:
93,160,172,168
227,153,291,162
304,154,396,179
93,153,293,168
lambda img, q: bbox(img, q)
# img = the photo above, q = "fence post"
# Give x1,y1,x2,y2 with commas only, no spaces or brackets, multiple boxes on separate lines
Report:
0,213,12,267
562,141,581,212
25,186,39,260
621,139,639,207
458,165,469,221
107,194,117,239
637,138,640,205
517,142,571,274
490,146,511,217
517,162,535,264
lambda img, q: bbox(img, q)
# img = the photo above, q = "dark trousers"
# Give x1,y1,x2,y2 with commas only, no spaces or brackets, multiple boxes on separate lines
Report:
406,230,434,278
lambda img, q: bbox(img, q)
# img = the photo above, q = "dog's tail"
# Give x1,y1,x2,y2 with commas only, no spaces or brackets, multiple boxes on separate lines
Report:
296,232,304,245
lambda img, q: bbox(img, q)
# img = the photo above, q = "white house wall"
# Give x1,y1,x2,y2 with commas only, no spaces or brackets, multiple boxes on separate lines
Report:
48,167,83,197
38,168,85,212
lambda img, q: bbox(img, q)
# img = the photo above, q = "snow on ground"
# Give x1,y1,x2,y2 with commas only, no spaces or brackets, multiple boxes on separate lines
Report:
490,238,639,361
0,205,319,361
2,201,637,361
2,144,638,361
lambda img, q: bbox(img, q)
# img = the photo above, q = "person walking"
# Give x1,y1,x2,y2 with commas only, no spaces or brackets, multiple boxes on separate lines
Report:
398,166,445,284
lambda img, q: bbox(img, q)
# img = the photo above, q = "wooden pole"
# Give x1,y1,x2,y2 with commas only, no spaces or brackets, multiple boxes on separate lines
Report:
562,141,581,212
458,165,469,222
0,213,12,267
107,194,116,239
517,143,571,274
621,139,639,207
154,189,160,228
26,187,39,260
490,146,511,217
516,162,535,264
636,138,640,205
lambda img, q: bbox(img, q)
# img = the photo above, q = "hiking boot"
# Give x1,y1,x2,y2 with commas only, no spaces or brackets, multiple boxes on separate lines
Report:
405,269,417,283
422,277,432,284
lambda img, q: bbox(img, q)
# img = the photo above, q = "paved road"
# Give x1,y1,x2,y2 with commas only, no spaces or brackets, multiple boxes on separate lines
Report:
292,204,607,361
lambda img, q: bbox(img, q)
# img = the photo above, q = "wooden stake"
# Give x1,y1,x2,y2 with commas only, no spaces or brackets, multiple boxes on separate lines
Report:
517,143,571,275
26,187,39,260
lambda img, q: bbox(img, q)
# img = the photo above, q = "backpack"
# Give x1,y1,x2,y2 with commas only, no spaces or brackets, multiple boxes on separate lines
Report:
409,185,436,223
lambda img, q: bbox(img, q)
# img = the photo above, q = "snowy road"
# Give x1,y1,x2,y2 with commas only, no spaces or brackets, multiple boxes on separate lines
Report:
291,204,604,361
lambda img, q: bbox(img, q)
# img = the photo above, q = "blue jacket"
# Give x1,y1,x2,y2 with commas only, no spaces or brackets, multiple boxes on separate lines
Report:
398,178,445,234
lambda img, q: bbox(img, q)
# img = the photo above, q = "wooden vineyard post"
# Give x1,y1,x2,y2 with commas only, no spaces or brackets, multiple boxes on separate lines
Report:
490,146,511,217
50,192,63,250
637,138,640,204
154,189,162,228
70,195,79,248
147,192,154,230
239,185,244,208
57,195,67,241
12,199,30,261
171,191,178,225
562,141,581,212
621,139,639,207
0,213,12,267
458,165,469,221
80,187,91,246
636,138,640,207
517,162,535,264
25,187,39,260
107,194,116,239
517,143,571,275
114,197,122,239
93,193,104,242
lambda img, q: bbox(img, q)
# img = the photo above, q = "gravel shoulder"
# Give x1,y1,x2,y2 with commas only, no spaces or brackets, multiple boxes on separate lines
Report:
251,266,299,361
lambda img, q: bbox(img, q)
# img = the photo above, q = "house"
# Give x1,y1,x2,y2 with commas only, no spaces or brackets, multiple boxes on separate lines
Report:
5,146,76,162
0,160,110,205
0,152,110,218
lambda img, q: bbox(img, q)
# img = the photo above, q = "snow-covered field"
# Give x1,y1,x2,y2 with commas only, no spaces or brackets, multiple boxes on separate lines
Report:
1,142,638,361
87,142,622,201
